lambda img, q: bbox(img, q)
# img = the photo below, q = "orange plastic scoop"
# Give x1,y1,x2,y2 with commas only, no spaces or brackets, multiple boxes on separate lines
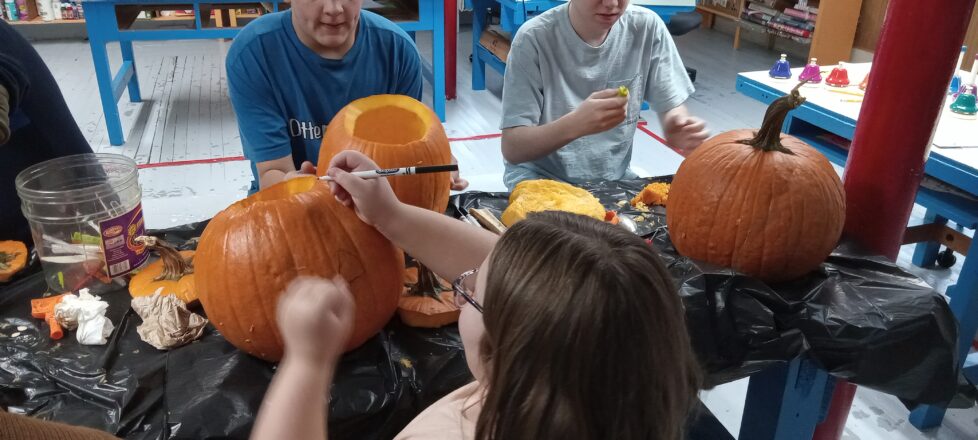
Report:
31,294,68,340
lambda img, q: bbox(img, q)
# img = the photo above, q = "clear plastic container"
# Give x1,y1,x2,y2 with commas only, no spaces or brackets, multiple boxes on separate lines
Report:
16,153,149,293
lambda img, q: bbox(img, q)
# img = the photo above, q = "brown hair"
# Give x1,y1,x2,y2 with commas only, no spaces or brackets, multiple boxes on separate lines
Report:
474,211,701,440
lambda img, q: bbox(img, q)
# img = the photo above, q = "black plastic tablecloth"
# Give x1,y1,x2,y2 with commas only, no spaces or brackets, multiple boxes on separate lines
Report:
0,178,960,439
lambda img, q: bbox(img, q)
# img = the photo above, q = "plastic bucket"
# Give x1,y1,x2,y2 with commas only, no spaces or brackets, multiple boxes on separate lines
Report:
15,153,149,293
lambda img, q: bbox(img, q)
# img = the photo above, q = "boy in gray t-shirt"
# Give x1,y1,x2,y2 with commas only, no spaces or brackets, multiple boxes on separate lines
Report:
500,0,710,190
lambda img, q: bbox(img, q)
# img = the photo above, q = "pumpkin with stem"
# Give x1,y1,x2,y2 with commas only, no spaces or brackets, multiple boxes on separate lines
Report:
129,236,197,304
666,82,846,283
195,176,404,361
0,241,28,282
318,95,460,327
398,259,459,328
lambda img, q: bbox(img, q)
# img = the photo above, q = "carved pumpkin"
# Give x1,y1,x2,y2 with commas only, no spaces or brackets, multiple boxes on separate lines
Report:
195,176,404,361
129,236,196,304
0,241,28,283
666,83,845,283
317,94,452,213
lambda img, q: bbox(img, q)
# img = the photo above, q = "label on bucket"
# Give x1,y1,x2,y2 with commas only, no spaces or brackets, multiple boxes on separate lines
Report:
98,203,149,278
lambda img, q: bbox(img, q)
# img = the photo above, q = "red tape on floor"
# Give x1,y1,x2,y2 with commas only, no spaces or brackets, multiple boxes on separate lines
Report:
137,156,247,170
137,125,673,170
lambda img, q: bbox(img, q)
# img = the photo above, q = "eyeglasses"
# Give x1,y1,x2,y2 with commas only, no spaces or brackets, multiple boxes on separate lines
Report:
452,268,483,313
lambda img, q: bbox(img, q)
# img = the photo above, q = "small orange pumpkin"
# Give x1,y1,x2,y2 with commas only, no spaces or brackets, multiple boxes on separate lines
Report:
317,94,452,213
129,236,196,304
397,265,459,328
0,241,28,282
195,176,404,361
667,83,845,283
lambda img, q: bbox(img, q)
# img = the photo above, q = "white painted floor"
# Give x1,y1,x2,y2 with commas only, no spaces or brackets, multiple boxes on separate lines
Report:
28,21,977,440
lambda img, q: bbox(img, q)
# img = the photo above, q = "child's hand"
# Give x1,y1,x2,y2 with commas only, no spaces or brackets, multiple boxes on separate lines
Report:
326,150,403,228
570,89,628,137
449,155,469,191
277,276,355,365
284,161,317,181
663,114,710,156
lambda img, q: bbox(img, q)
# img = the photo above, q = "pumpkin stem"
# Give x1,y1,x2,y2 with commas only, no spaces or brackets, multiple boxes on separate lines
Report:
135,236,194,281
406,263,450,301
740,80,808,154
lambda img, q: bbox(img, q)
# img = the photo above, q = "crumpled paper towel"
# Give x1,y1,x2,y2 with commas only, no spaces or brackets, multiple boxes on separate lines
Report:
54,288,114,345
131,289,208,350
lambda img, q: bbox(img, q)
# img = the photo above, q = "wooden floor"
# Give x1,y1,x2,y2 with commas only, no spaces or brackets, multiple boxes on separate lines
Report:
31,22,976,440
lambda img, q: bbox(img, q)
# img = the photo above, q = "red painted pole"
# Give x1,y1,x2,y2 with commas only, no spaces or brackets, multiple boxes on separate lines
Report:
444,0,458,100
812,1,976,439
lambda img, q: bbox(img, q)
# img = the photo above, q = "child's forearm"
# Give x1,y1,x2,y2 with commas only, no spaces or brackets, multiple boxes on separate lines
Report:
250,357,333,440
501,115,581,164
377,203,497,285
657,104,691,130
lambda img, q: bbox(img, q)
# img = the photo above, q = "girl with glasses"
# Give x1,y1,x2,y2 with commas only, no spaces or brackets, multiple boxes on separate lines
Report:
251,150,701,440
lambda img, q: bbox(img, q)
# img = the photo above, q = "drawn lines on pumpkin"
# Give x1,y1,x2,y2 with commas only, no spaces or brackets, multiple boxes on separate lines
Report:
329,203,376,330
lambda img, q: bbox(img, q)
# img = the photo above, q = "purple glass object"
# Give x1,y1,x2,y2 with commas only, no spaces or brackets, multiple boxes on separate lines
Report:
769,54,792,79
799,58,822,84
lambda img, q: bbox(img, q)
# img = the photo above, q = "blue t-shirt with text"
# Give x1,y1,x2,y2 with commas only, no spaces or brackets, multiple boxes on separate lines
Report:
227,10,422,193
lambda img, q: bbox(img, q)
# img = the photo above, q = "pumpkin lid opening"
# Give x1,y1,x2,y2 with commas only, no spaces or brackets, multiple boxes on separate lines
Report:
342,96,433,146
351,106,428,145
238,176,318,208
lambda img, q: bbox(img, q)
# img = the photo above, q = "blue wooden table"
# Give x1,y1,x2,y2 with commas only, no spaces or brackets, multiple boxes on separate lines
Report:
468,0,696,90
737,65,978,431
82,0,447,146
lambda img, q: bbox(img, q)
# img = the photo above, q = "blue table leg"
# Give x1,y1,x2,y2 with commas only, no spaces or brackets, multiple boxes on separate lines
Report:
910,234,978,429
432,0,446,121
85,2,125,146
912,209,949,267
119,40,142,102
471,0,488,91
89,38,125,146
740,358,832,440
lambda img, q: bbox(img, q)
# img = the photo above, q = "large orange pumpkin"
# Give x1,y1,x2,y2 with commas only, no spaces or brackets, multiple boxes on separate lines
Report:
667,83,845,283
317,94,452,213
195,176,404,361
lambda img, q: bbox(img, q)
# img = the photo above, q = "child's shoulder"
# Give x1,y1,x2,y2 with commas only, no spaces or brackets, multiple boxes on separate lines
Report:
621,5,667,32
395,382,483,440
514,4,567,39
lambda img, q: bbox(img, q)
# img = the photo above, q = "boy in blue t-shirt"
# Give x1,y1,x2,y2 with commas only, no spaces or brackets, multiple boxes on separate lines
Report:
227,1,466,193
